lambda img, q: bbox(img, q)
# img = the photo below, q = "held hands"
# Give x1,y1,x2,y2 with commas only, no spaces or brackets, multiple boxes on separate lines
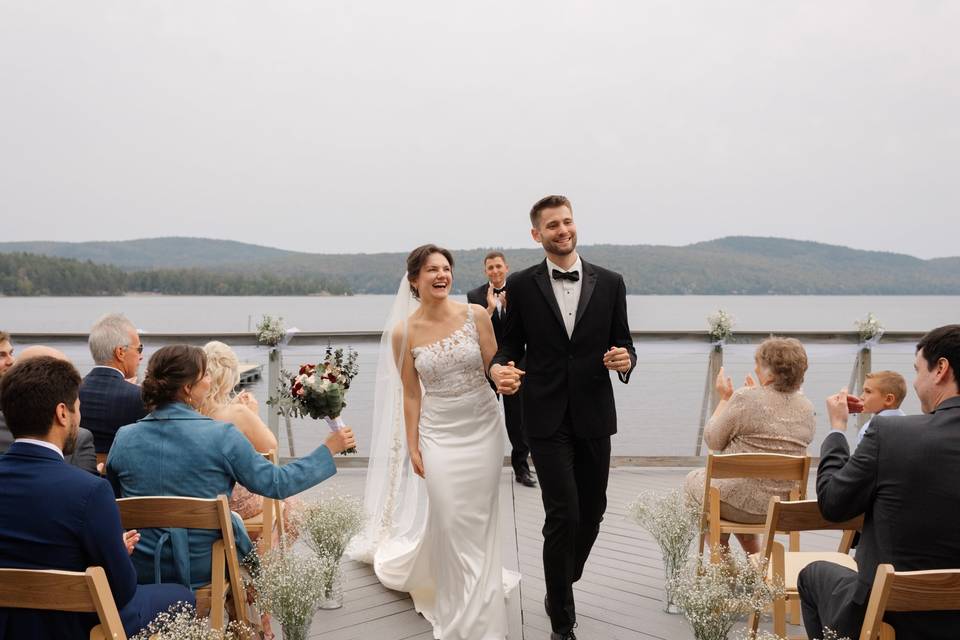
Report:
826,389,852,431
715,367,735,401
325,427,357,455
123,530,140,556
603,347,632,373
409,447,425,479
491,362,525,395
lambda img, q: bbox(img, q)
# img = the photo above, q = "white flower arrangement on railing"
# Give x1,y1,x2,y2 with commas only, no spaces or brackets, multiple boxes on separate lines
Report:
670,549,784,640
131,602,253,639
854,312,885,348
256,314,288,347
707,310,735,348
628,489,701,613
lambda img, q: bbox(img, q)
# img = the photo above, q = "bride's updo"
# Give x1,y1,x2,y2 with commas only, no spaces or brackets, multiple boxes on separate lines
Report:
406,244,454,300
141,345,207,411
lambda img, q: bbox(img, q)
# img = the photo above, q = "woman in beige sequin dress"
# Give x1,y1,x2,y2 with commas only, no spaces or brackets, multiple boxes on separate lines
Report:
685,337,816,554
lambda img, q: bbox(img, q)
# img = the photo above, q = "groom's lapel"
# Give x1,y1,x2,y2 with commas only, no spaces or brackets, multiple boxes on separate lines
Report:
573,259,597,332
533,260,567,335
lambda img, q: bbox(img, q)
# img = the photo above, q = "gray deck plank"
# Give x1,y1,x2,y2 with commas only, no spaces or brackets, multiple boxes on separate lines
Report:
272,467,842,639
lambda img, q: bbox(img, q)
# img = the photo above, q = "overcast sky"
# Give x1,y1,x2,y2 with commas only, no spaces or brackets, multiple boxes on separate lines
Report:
1,1,958,258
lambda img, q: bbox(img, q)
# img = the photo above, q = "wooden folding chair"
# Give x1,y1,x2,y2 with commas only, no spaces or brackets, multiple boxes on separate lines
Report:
242,450,285,550
750,497,863,638
698,453,812,564
0,566,127,640
116,495,247,631
859,564,960,640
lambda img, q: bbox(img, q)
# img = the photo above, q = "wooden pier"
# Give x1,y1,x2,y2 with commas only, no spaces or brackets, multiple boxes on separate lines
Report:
282,467,840,639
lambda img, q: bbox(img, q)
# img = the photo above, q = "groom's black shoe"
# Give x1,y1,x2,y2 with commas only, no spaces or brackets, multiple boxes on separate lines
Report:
516,472,537,487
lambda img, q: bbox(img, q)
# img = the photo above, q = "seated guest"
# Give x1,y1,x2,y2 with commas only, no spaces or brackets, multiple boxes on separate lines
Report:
0,331,16,453
856,370,907,445
799,325,960,640
106,345,356,591
80,313,147,454
16,345,98,474
685,337,815,554
198,341,297,541
0,356,192,639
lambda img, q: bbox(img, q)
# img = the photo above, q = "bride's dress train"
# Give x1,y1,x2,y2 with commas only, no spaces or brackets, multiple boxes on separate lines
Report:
352,303,519,640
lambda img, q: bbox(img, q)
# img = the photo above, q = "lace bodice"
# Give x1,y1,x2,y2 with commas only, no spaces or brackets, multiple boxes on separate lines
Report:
412,306,489,397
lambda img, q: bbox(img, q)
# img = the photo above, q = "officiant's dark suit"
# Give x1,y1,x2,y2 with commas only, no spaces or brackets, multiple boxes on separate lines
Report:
798,396,960,639
467,281,531,481
492,257,636,635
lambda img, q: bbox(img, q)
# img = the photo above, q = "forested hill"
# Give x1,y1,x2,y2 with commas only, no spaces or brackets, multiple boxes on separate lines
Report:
1,236,958,295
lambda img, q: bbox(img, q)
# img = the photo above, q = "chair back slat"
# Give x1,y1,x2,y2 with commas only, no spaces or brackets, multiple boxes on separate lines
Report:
0,567,127,639
0,569,95,611
772,499,864,533
885,569,960,611
708,453,809,481
116,496,223,529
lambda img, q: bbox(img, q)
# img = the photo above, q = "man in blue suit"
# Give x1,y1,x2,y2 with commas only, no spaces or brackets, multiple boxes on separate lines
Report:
80,314,147,454
0,356,192,639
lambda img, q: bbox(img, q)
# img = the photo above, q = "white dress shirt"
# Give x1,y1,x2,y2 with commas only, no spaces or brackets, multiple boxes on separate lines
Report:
14,437,64,458
546,256,583,339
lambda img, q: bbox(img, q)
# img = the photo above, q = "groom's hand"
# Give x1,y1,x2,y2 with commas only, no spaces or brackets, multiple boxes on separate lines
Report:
603,347,632,373
491,362,524,395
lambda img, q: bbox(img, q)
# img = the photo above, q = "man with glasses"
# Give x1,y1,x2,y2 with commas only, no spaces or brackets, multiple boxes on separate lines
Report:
80,314,147,456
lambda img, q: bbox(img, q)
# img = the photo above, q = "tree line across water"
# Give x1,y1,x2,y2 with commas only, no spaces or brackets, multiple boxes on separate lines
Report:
1,236,959,296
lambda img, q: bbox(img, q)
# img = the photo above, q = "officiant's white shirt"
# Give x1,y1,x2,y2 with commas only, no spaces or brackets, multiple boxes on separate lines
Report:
546,256,582,339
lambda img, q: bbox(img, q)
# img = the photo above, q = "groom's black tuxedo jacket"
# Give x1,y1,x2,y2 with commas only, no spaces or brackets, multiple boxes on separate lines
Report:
491,258,636,439
816,396,960,609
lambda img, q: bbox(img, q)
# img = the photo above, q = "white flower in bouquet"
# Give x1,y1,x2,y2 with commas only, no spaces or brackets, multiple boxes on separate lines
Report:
131,602,253,639
671,549,784,640
296,493,366,561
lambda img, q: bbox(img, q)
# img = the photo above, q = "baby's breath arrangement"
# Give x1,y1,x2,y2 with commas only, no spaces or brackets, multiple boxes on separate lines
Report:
855,312,885,344
708,310,735,344
131,602,254,639
628,489,701,612
256,315,287,347
297,493,366,561
818,630,851,640
250,544,334,640
671,549,784,640
732,631,786,640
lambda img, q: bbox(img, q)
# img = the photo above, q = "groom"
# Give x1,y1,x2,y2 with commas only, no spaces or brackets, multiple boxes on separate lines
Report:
490,195,636,640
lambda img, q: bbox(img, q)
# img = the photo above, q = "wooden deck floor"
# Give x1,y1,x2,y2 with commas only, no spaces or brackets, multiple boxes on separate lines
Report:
288,468,837,639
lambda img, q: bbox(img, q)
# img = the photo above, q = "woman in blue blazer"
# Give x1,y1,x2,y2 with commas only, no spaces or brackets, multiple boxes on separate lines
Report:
106,345,356,589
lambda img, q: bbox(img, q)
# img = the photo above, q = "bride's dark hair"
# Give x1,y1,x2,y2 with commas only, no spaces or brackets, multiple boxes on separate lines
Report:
406,244,454,300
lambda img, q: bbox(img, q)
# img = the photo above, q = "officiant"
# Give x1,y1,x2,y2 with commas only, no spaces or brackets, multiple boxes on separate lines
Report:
468,251,535,488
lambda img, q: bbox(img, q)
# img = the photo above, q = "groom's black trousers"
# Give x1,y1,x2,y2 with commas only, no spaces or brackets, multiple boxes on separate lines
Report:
528,412,611,634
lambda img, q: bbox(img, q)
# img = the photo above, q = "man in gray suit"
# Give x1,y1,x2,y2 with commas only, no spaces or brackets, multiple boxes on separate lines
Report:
799,324,960,639
0,338,97,474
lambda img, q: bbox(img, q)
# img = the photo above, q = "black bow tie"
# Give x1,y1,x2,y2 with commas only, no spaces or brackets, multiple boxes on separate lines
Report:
492,287,506,295
552,269,580,283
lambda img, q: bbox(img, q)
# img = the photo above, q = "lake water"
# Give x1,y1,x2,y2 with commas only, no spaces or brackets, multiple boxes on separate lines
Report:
1,295,957,458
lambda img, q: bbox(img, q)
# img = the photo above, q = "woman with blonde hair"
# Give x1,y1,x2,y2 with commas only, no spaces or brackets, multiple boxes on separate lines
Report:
199,341,292,536
685,336,816,554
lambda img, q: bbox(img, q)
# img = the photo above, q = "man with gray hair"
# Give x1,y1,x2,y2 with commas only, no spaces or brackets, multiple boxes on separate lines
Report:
79,314,146,455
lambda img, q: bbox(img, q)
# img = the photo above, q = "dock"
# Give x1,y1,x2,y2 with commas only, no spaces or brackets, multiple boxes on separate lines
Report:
284,467,838,639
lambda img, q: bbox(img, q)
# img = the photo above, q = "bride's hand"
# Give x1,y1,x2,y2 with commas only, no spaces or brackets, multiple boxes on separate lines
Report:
409,448,426,478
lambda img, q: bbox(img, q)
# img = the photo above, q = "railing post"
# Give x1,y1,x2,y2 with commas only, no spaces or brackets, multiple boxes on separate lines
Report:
695,345,724,456
855,346,872,429
267,348,280,440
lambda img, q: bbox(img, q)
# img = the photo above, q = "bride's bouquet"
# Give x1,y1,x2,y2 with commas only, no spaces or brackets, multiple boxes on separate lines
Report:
281,346,359,454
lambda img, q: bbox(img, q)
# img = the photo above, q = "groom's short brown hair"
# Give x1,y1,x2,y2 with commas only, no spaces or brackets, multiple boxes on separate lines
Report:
530,195,572,228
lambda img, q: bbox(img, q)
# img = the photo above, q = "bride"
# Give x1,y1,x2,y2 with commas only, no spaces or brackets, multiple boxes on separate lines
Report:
349,244,520,640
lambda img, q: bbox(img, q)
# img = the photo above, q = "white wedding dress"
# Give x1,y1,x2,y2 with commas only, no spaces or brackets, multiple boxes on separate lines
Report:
355,303,519,640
